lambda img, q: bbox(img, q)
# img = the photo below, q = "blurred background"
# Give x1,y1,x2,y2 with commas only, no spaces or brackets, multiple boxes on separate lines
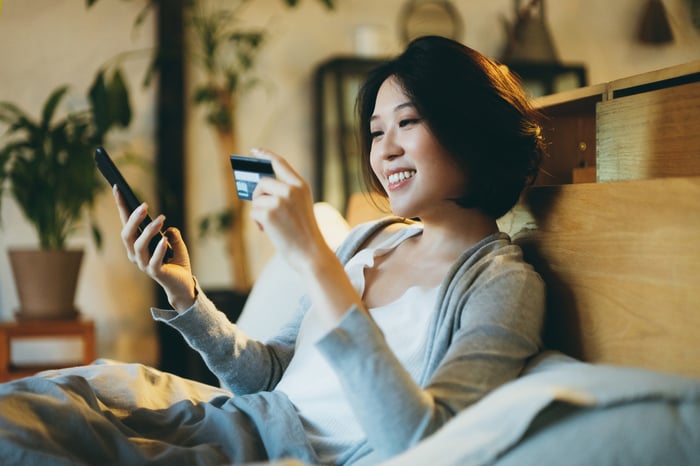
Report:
0,0,698,382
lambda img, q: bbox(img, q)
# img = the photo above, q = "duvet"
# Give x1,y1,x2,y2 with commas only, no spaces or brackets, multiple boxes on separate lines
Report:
0,352,698,466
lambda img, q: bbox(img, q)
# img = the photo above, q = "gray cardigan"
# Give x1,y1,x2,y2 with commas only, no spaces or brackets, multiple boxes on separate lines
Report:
153,217,545,465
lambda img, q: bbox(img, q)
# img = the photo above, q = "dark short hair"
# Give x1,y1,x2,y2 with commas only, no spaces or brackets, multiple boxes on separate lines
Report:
356,35,545,219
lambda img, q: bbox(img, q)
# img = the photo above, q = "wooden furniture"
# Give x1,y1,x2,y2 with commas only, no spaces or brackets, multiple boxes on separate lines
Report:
505,61,587,98
533,60,700,185
597,61,700,182
500,177,700,379
0,319,96,382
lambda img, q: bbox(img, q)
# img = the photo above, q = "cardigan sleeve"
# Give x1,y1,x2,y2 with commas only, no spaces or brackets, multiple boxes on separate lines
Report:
152,288,306,394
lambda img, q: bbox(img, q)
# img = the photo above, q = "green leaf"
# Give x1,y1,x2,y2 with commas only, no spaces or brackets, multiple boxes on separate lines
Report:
89,70,110,140
0,101,30,125
198,208,234,239
133,0,157,29
40,85,70,131
91,222,103,250
206,107,231,130
107,68,132,128
141,54,159,88
193,85,219,104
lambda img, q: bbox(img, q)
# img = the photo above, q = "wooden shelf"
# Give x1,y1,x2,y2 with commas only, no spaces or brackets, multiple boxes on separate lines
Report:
532,82,607,110
0,319,96,382
533,60,700,185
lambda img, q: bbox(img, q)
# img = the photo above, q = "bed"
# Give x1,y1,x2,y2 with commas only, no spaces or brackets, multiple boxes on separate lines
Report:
0,175,698,465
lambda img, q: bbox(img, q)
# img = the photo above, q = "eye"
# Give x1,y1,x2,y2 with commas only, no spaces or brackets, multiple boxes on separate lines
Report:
370,129,384,140
399,118,422,128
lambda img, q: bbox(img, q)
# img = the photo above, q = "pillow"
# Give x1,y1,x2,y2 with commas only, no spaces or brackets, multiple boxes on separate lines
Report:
235,202,350,341
381,351,700,466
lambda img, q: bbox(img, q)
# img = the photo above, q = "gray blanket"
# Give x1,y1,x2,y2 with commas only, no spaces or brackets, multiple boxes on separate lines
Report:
2,354,699,466
0,360,316,466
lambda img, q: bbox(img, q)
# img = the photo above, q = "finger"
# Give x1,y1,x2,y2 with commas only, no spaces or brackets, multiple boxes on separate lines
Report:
113,185,130,225
119,204,148,263
146,234,170,272
164,226,188,261
133,214,165,266
252,176,291,201
250,148,302,185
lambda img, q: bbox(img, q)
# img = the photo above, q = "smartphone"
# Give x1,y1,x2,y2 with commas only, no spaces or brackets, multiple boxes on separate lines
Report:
94,146,174,262
229,155,275,201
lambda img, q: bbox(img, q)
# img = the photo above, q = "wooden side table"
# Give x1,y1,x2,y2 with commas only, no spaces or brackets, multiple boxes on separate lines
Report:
0,319,96,382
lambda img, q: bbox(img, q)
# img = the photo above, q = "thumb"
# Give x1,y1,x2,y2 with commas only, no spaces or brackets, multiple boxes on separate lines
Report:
165,227,191,266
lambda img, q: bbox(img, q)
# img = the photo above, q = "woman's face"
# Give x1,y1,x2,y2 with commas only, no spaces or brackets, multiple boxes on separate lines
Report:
369,76,468,219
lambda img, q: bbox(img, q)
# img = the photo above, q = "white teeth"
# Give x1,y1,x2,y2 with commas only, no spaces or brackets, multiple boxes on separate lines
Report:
388,170,416,184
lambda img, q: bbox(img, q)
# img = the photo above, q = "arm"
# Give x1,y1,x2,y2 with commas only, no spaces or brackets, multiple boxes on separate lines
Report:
317,245,545,459
153,217,404,394
151,288,306,394
248,149,372,330
112,183,301,393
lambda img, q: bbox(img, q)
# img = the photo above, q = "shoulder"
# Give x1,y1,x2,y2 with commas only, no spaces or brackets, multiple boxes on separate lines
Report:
448,234,545,300
335,216,417,263
442,236,546,334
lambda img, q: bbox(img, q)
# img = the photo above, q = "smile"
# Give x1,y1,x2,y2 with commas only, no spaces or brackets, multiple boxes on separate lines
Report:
387,170,416,184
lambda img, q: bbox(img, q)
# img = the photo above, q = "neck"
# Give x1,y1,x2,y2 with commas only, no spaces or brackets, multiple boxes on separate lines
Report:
412,207,499,261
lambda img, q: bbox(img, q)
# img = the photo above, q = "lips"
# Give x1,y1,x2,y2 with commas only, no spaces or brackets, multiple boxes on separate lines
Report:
386,169,416,190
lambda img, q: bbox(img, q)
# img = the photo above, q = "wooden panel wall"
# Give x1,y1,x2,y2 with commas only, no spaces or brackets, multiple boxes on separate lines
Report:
500,177,700,378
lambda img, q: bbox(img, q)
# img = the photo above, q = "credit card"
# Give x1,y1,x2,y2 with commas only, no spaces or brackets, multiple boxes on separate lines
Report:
229,155,275,200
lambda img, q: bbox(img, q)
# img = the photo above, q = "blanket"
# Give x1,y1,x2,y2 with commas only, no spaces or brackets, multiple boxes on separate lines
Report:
1,353,698,466
0,360,316,466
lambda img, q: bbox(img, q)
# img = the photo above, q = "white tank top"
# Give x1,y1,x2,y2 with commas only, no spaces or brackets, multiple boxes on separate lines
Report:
275,225,439,464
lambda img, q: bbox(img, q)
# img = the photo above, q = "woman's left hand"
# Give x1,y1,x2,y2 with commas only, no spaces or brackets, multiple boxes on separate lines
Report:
248,148,330,272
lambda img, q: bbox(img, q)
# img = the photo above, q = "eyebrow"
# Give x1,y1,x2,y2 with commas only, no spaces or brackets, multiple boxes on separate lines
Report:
370,101,415,121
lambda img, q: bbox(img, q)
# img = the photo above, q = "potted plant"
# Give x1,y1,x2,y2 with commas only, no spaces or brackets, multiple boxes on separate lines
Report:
0,70,131,320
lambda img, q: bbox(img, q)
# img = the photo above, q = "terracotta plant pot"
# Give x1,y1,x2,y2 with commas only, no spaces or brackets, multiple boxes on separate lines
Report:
8,249,84,320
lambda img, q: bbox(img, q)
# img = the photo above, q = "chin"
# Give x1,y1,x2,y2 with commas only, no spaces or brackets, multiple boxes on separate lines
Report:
388,202,416,219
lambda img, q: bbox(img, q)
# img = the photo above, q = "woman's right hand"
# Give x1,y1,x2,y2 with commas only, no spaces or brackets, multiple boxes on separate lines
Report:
113,185,197,312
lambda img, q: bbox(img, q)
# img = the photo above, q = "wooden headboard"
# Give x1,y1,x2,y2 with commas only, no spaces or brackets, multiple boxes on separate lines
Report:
346,177,700,379
498,176,700,379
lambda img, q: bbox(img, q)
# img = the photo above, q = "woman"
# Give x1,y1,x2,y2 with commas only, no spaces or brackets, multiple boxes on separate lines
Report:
118,36,546,465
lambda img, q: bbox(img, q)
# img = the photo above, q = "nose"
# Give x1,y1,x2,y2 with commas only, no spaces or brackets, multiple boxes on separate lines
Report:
373,127,404,161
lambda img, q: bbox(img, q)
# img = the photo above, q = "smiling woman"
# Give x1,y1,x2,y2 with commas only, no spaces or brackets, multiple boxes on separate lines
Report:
357,36,544,220
366,76,469,219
